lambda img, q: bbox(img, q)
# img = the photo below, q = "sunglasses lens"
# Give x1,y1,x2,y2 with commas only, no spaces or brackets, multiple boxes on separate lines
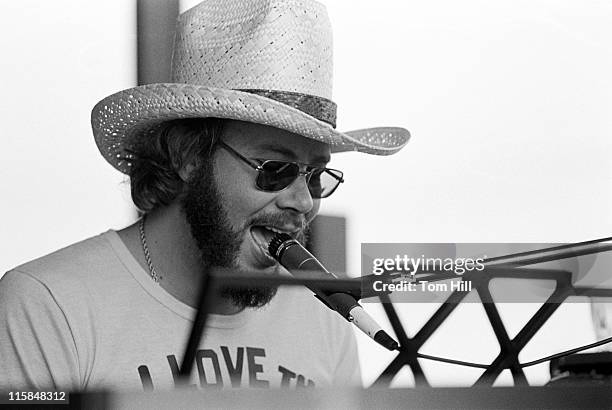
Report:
309,168,343,198
257,161,300,191
256,161,343,198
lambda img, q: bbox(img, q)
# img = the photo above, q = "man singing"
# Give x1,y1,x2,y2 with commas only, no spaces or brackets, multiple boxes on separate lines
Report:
0,0,409,391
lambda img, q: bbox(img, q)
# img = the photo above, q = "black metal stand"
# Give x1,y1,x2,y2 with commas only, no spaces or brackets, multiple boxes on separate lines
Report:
373,239,612,387
178,239,612,387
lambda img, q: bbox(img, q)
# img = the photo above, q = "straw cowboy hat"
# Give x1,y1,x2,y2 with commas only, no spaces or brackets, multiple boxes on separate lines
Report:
91,0,410,174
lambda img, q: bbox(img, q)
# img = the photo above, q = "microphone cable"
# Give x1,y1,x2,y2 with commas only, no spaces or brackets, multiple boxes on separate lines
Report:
407,335,612,369
519,335,612,368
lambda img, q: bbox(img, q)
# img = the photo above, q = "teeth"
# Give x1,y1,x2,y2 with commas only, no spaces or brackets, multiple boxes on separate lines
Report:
265,226,288,235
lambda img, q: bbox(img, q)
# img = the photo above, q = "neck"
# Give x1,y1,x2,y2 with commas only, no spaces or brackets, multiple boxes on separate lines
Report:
118,202,243,315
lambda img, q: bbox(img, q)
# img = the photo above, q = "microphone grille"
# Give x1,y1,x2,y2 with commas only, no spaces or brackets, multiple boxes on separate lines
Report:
268,233,293,259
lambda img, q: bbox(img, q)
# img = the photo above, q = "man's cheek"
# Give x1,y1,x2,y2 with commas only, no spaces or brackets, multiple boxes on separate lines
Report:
306,204,320,223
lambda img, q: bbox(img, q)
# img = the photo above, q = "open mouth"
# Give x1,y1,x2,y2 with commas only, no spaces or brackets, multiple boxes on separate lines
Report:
250,225,295,263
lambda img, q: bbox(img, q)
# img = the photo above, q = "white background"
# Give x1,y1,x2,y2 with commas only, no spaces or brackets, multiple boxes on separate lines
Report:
2,0,611,387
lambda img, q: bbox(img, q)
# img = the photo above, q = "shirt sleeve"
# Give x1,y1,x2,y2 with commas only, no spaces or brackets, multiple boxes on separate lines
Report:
0,270,81,391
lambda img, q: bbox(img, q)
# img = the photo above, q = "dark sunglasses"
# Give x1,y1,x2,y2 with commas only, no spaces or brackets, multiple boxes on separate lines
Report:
218,141,344,199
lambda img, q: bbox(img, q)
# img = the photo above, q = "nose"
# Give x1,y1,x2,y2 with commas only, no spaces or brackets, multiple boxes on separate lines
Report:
276,174,315,214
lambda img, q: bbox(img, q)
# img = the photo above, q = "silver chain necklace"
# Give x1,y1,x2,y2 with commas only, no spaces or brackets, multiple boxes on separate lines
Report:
138,216,162,283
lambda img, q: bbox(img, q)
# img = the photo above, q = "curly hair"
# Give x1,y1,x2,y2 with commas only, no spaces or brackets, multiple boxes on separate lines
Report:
126,118,226,212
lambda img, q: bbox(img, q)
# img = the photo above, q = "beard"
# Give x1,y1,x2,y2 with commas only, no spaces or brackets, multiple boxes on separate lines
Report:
180,159,310,310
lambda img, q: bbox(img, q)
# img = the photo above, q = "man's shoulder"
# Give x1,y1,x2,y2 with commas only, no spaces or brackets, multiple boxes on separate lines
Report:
7,231,119,287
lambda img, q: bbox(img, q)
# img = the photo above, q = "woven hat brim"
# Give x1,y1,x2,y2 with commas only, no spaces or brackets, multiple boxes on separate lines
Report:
91,84,410,174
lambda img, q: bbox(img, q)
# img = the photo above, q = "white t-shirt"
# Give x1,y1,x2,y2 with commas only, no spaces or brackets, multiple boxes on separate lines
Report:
0,231,361,392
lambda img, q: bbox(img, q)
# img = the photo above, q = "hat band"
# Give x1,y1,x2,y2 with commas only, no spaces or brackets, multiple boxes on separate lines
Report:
238,89,337,128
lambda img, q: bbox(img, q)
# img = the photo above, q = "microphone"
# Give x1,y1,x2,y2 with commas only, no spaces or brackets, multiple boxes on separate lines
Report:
268,233,399,351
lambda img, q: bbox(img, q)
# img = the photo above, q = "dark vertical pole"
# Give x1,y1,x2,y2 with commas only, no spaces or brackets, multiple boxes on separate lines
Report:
179,267,214,379
307,215,347,274
134,1,179,212
137,0,179,85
